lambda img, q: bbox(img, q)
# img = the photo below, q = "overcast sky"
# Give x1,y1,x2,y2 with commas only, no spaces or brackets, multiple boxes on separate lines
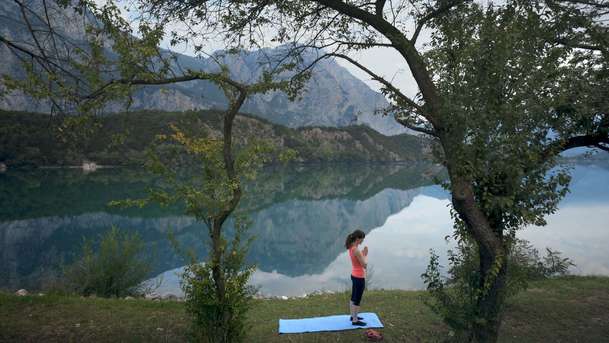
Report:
336,47,419,97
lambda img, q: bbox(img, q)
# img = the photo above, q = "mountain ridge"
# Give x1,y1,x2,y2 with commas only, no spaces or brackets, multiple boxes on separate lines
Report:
0,0,409,135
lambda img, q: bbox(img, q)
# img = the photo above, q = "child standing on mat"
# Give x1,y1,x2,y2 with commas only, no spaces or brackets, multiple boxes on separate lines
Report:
345,229,368,326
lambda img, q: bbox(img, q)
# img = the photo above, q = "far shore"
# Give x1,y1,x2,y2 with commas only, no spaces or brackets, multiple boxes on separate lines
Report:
38,165,121,170
2,160,440,171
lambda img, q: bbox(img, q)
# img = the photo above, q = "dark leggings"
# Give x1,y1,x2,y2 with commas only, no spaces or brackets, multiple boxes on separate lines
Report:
351,275,365,306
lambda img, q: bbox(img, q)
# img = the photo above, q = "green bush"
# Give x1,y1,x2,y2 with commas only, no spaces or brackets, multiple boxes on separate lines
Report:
64,226,153,298
508,238,576,290
181,220,255,343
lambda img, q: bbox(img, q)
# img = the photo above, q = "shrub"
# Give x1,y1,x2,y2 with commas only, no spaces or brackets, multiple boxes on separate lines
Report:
509,238,575,280
181,219,255,343
64,226,153,298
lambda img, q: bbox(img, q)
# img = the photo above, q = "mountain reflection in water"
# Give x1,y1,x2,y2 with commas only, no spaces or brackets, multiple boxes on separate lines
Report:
0,162,443,291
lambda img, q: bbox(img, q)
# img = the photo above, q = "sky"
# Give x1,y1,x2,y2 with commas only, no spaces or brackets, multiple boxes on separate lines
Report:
335,46,421,98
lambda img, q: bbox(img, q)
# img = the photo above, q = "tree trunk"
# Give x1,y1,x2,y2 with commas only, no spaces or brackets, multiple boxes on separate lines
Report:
211,219,226,301
446,163,507,343
472,243,508,343
207,90,247,343
210,219,230,343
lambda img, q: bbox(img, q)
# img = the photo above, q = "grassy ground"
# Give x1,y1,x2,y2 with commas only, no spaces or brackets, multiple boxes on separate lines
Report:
1,276,608,342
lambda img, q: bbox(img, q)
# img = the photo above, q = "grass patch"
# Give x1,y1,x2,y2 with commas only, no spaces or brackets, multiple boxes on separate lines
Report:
498,276,609,343
1,276,608,342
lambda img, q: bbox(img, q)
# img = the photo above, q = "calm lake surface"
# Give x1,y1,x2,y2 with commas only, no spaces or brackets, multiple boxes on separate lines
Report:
1,161,608,296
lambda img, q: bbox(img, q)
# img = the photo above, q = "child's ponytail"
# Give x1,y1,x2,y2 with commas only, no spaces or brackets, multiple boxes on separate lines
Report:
345,229,365,249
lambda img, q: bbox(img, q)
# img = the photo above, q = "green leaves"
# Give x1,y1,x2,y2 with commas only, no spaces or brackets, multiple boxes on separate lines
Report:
64,226,153,298
425,2,592,233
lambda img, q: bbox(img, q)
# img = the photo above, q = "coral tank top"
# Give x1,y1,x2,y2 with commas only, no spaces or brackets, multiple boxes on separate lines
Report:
349,246,365,278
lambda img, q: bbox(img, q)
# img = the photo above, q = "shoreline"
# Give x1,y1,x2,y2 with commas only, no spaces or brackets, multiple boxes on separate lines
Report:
7,273,608,303
4,286,357,302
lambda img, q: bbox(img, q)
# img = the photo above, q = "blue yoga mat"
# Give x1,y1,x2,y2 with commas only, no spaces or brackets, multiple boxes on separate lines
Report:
278,312,383,334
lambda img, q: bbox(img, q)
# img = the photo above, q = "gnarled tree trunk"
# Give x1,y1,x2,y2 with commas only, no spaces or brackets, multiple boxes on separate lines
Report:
447,154,508,343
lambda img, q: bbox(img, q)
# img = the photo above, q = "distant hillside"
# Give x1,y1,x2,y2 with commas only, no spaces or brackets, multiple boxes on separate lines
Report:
0,110,430,168
0,0,408,135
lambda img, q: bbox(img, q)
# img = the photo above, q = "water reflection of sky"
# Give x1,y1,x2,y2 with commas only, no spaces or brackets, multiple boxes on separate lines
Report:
154,193,455,297
521,205,609,275
521,163,609,275
156,163,609,297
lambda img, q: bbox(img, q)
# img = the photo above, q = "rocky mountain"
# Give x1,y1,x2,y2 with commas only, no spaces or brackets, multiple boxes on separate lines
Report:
0,0,408,135
187,48,408,135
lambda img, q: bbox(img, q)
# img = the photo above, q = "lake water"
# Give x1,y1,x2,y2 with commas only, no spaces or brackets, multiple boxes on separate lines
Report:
1,161,608,297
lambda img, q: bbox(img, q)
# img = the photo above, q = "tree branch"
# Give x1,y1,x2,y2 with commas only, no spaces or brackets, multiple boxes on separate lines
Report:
555,38,605,52
394,113,437,136
291,49,435,135
538,132,609,163
561,133,609,152
556,0,609,9
375,0,387,17
335,40,394,48
325,53,424,112
412,0,466,44
82,71,246,100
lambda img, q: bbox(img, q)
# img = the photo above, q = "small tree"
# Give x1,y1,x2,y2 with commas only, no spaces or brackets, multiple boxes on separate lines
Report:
422,237,576,341
130,82,286,341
